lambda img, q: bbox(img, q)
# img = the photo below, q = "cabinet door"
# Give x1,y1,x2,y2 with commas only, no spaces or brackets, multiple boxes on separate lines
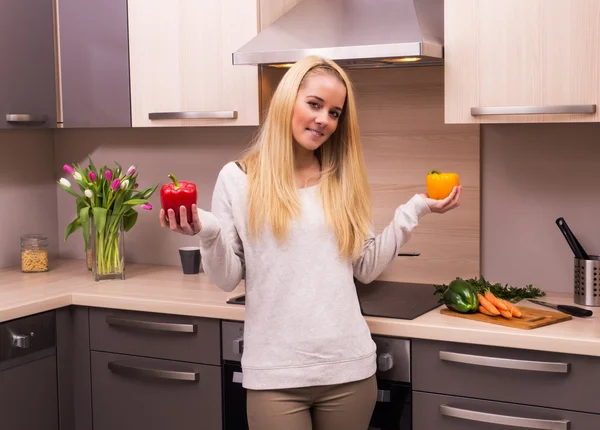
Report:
445,0,600,124
91,351,222,430
0,356,59,430
57,0,131,127
127,0,259,127
0,0,57,129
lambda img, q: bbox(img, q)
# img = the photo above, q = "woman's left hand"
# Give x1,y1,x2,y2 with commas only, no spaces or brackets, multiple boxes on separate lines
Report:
420,185,463,214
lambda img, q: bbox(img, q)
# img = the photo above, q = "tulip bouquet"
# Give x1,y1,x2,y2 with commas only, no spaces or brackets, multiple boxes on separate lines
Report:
59,156,158,280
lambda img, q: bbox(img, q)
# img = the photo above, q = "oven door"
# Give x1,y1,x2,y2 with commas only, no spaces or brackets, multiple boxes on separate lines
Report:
223,361,248,430
369,379,412,430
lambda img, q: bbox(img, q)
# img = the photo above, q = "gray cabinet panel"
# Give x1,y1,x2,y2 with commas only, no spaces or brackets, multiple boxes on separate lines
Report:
91,351,222,430
58,0,131,127
413,391,600,430
0,0,57,129
56,306,93,430
0,355,59,430
89,308,221,365
413,339,600,414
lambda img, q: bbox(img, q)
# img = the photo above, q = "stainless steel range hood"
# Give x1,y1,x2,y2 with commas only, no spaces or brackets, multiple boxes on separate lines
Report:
233,0,444,69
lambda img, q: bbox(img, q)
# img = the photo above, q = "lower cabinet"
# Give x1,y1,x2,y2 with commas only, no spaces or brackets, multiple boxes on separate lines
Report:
413,391,600,430
0,355,58,430
91,351,222,430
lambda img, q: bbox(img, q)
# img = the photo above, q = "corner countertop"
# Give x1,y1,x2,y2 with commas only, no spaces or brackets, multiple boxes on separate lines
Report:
2,259,599,357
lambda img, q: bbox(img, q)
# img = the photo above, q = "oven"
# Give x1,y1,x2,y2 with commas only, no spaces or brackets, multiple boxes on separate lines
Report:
221,321,412,430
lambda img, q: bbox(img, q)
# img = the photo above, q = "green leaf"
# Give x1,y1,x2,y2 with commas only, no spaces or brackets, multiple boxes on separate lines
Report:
124,198,148,205
140,184,159,199
123,209,138,232
59,183,88,205
113,192,125,216
80,206,91,249
64,217,81,242
92,207,108,233
88,155,97,174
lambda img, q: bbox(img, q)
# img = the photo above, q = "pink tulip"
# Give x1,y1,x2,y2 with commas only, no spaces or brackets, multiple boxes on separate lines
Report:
127,165,136,176
88,171,97,182
104,170,113,181
111,178,120,191
63,164,74,175
134,183,139,189
142,203,152,210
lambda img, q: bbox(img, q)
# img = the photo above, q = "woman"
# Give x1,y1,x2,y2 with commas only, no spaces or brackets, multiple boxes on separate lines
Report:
160,55,462,430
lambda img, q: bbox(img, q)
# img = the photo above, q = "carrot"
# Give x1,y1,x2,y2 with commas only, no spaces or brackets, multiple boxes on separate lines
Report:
485,291,508,311
501,299,522,318
499,309,513,319
477,294,500,315
478,305,495,316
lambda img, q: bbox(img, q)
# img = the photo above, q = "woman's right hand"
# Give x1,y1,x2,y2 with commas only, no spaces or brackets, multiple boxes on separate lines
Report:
159,204,202,236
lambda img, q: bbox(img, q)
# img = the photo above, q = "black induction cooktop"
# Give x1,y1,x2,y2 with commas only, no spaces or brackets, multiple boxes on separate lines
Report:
354,279,441,320
226,279,441,320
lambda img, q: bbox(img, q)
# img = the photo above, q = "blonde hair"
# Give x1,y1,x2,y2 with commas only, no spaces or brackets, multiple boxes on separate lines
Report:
241,56,371,261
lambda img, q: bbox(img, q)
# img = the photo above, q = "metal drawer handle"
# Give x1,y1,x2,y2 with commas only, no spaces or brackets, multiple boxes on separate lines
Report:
439,351,570,373
471,104,596,116
376,389,391,403
108,361,199,382
6,114,47,124
232,371,243,384
149,111,238,120
106,316,197,333
440,405,569,430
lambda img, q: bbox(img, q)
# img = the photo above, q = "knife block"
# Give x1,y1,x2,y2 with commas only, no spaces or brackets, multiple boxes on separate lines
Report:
574,256,600,306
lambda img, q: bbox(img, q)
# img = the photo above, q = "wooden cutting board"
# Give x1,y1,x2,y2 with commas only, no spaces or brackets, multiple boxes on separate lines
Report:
440,306,572,330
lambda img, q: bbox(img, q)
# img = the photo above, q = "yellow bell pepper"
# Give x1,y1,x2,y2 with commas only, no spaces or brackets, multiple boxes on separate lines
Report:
426,170,460,200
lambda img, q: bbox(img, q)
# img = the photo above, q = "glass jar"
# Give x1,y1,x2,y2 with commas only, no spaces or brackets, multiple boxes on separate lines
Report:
20,234,49,273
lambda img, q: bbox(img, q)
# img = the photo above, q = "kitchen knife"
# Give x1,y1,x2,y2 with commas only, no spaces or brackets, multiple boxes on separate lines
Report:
528,299,593,317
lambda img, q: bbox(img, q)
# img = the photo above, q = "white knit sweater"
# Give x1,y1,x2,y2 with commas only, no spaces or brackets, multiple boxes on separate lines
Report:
197,162,430,390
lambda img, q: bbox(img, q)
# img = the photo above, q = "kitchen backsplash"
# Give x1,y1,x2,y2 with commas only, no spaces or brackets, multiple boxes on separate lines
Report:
0,130,58,268
481,123,600,293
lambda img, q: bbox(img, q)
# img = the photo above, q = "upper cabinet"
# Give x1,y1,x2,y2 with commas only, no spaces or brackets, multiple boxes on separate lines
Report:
445,0,600,124
57,0,132,128
127,0,260,127
0,0,57,129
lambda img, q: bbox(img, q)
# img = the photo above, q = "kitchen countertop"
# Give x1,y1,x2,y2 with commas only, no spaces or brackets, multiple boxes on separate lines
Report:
2,259,599,357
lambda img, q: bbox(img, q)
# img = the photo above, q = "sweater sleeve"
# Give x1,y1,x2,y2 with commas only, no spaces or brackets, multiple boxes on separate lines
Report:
352,194,431,284
196,167,245,292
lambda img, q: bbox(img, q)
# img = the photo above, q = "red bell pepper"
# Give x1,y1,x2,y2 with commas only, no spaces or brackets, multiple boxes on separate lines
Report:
160,173,198,224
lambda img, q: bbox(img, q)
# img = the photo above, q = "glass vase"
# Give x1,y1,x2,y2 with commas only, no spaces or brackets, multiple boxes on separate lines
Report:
91,215,125,281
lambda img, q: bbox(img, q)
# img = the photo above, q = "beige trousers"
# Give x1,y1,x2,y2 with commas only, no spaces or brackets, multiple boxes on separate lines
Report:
246,375,377,430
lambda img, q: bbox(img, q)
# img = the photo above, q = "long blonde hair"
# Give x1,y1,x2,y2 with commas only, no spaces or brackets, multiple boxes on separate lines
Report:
242,56,371,261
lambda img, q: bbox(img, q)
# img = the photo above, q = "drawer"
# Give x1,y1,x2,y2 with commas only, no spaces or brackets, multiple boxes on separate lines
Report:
413,391,600,430
413,339,600,414
91,351,222,430
89,308,220,365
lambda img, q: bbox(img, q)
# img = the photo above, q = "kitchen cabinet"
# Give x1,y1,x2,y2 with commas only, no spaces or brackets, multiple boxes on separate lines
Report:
0,311,58,430
88,308,223,430
56,0,131,127
127,0,259,127
0,0,57,129
445,0,600,124
412,339,600,428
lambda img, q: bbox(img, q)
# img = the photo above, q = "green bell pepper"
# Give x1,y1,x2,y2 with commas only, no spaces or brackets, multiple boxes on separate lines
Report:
443,279,479,313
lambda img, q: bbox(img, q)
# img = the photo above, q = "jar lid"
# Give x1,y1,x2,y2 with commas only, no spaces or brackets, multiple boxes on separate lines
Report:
21,234,48,246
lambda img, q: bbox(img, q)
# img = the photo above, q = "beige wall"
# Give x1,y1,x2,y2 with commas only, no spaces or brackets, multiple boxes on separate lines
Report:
0,130,58,268
481,123,600,293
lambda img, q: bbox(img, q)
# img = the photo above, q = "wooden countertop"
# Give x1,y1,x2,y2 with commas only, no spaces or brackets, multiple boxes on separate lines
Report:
1,259,599,357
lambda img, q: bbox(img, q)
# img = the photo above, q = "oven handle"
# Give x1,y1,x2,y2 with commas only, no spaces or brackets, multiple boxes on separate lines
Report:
376,389,391,403
232,371,243,384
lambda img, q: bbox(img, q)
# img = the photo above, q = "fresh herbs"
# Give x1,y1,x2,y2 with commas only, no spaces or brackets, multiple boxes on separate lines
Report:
434,276,545,304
